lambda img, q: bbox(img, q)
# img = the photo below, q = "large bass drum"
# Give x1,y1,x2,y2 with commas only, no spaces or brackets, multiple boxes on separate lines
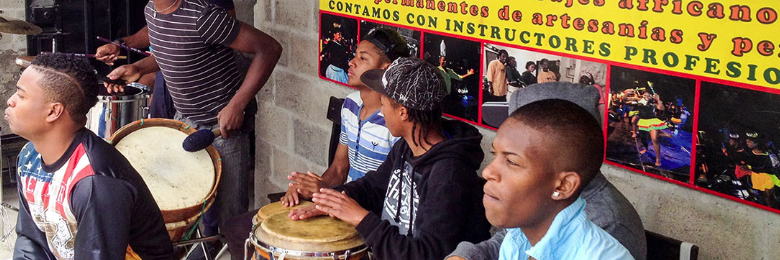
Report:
109,118,221,241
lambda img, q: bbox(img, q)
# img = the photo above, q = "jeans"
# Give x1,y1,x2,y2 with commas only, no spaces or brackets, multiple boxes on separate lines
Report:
174,112,253,236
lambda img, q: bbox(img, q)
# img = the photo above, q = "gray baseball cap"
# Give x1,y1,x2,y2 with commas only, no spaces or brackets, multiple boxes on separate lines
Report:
508,82,602,121
360,57,446,111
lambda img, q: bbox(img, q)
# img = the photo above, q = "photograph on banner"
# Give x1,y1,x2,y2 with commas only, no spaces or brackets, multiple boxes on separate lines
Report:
694,82,780,210
319,13,357,85
606,66,695,182
481,44,607,128
359,21,421,59
422,33,481,123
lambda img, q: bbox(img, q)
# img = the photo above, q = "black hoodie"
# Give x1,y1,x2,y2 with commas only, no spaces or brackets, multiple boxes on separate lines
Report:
336,120,491,260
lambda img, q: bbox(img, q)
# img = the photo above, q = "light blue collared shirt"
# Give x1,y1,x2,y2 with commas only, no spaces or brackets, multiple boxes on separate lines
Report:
499,197,634,260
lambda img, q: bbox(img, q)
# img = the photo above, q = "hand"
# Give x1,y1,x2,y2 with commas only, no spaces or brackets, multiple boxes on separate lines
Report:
95,44,121,66
312,188,369,226
280,185,301,207
288,204,327,221
288,171,326,199
466,69,475,76
446,257,466,260
217,103,244,139
104,65,141,93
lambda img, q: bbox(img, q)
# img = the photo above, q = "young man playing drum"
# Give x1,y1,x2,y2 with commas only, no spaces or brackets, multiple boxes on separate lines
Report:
8,53,174,259
94,0,237,119
104,0,283,245
289,57,491,260
223,28,410,260
281,28,410,206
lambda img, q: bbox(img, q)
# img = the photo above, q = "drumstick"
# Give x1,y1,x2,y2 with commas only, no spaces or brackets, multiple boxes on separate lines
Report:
97,76,151,94
40,52,127,60
183,128,221,152
96,36,152,57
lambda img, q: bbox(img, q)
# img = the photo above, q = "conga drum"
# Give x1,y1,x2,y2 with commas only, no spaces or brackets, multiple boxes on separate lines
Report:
249,212,368,260
109,118,221,241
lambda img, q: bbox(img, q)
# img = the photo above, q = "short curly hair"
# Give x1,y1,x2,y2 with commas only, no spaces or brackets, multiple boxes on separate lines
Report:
30,53,98,124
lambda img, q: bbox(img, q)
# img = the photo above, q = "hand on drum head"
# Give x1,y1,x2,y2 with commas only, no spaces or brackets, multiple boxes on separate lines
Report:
311,189,369,226
445,256,466,260
95,44,121,66
287,171,326,199
281,185,301,207
288,204,327,221
104,65,141,93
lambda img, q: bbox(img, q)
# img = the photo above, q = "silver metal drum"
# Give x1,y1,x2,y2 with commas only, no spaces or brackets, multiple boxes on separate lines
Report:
86,83,150,139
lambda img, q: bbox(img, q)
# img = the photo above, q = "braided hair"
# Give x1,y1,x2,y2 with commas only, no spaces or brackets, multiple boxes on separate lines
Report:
390,99,444,150
407,108,443,150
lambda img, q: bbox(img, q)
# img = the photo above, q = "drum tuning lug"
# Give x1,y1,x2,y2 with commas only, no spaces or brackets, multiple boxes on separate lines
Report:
344,249,352,260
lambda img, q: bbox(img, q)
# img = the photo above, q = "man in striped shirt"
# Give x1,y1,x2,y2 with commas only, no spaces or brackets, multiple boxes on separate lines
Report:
105,0,282,238
280,28,410,207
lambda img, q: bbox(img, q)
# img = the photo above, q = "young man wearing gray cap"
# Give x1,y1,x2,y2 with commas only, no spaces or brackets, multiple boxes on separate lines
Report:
289,57,491,260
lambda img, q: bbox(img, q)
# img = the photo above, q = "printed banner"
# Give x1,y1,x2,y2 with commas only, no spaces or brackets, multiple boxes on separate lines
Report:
318,0,780,214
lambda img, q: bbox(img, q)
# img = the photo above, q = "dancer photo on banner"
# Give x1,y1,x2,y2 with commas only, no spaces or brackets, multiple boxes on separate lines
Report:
481,44,606,129
606,67,695,182
695,83,780,210
422,33,480,123
319,14,357,85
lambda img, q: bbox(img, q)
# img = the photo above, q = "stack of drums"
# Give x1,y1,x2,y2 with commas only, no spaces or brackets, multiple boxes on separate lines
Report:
249,202,368,260
110,119,221,242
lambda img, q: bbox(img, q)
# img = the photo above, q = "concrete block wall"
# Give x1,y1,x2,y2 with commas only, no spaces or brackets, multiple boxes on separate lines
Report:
0,0,28,135
247,1,780,259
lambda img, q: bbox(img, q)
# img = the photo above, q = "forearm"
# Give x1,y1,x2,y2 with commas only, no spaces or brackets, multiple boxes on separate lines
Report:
123,26,150,49
320,165,348,188
131,55,160,75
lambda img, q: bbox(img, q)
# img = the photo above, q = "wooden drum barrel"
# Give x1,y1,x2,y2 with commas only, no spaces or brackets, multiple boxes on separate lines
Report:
110,118,221,241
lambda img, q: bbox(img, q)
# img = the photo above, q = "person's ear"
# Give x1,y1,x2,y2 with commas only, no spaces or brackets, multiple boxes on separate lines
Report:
399,106,408,121
380,62,391,69
552,171,581,200
46,102,64,123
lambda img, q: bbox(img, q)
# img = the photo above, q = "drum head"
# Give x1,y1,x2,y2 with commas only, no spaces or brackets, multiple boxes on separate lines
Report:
254,212,364,252
256,201,312,222
110,119,221,224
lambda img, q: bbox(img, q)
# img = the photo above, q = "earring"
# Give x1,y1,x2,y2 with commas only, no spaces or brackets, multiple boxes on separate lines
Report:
552,191,560,197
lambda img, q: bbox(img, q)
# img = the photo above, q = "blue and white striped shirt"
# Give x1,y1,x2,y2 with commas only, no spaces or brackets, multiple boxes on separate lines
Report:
339,92,399,181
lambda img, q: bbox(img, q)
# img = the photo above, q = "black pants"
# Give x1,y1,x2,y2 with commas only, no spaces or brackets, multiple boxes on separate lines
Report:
223,210,257,260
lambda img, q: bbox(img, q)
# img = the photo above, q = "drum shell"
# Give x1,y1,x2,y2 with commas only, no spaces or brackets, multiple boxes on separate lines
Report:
88,86,149,138
249,212,367,260
166,198,215,241
109,119,222,225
